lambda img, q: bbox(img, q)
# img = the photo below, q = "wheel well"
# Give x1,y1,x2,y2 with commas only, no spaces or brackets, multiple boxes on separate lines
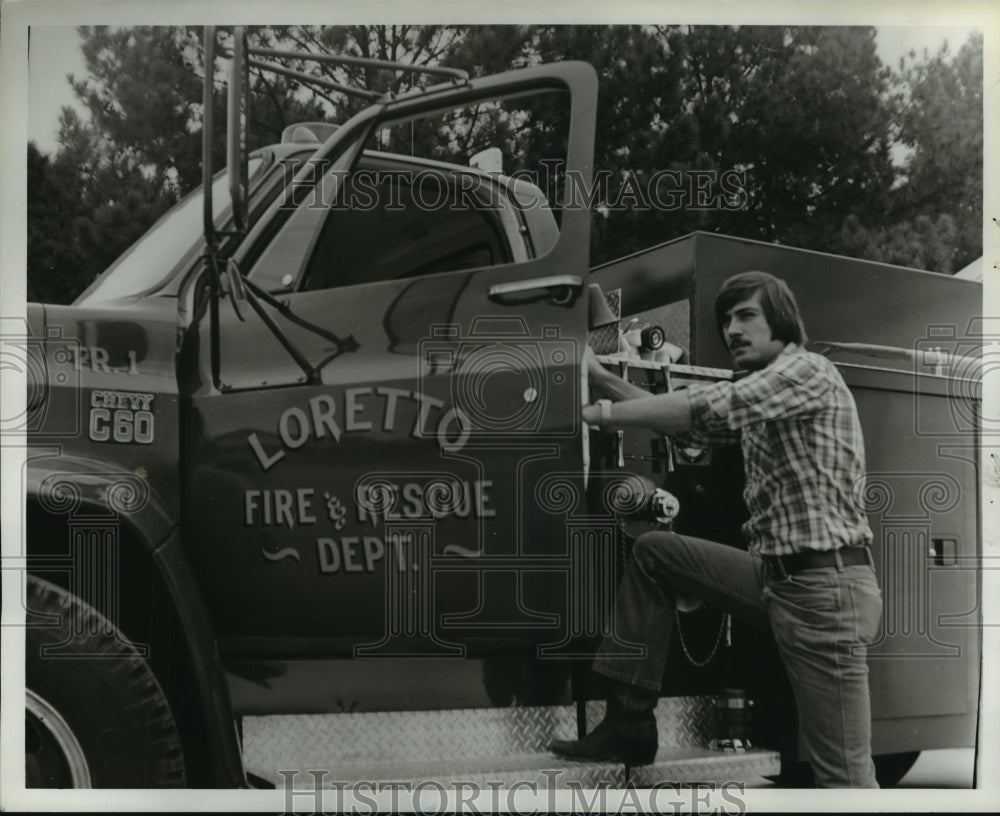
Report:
25,501,218,787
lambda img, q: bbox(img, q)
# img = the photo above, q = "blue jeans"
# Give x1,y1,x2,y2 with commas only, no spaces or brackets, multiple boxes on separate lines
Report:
592,532,883,788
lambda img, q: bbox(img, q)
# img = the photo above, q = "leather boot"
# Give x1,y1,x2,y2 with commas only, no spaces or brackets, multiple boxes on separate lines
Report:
550,683,659,766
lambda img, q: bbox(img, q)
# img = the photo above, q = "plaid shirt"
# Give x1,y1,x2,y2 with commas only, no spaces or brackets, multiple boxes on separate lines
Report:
685,344,873,557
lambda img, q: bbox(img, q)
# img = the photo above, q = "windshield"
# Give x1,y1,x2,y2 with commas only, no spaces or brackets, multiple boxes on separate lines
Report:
75,158,264,304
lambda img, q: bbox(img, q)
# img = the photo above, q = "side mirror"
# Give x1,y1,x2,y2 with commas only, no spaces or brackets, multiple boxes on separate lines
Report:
227,26,249,232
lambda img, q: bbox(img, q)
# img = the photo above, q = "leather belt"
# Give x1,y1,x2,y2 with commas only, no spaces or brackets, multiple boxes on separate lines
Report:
762,547,872,577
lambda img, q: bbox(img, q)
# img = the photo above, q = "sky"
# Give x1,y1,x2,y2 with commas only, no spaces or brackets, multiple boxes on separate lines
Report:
25,24,981,156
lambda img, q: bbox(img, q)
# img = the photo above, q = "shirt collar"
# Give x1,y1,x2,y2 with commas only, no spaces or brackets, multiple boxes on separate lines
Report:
734,343,798,378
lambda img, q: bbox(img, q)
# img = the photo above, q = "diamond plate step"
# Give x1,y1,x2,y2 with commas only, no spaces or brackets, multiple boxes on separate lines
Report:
242,696,781,788
252,749,780,790
632,747,780,786
243,703,582,768
262,755,626,790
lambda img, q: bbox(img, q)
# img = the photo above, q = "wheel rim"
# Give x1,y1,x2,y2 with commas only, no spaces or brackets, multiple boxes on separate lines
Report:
25,688,92,788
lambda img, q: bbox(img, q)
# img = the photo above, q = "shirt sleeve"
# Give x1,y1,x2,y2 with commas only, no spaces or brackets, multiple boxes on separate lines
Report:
672,393,741,448
688,350,835,434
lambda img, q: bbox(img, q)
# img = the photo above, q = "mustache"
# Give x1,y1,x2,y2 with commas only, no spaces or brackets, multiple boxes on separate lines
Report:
729,340,750,350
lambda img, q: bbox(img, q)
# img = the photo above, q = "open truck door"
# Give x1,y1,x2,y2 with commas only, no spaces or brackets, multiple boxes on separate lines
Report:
181,44,599,702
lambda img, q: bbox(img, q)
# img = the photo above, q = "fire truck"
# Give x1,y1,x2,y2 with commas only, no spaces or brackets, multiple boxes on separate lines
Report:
15,28,981,789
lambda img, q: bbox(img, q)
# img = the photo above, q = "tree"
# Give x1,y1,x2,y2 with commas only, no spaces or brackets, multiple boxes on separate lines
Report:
27,103,171,304
713,26,897,253
28,26,331,302
27,25,983,303
27,142,82,305
604,25,900,262
28,25,550,303
70,27,206,195
528,25,683,264
844,32,983,273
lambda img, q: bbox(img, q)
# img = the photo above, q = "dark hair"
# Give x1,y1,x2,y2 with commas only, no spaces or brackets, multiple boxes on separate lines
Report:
714,271,808,346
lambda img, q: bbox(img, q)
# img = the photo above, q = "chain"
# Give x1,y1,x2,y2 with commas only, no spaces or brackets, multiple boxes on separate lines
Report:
674,610,728,668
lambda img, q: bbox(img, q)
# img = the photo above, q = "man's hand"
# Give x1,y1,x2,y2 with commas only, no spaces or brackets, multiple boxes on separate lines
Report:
584,344,646,402
581,401,603,427
583,345,607,384
582,342,693,433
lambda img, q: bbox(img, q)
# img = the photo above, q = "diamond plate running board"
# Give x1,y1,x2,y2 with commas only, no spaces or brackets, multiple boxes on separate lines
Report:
264,756,627,791
251,750,780,790
242,697,781,789
631,747,780,786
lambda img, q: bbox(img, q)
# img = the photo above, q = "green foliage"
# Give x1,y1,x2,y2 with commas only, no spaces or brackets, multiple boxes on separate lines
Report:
27,25,983,304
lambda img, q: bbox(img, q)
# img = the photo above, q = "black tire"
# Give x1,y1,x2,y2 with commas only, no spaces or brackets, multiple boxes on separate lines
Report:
25,575,186,788
874,751,921,788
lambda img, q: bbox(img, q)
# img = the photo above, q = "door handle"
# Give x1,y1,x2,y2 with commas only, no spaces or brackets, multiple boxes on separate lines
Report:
487,275,583,306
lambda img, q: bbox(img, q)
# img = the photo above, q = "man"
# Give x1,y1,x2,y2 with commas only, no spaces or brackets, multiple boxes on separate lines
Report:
551,271,883,788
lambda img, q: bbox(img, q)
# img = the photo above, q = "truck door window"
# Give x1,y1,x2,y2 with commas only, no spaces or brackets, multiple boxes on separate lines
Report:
249,88,569,293
299,164,508,290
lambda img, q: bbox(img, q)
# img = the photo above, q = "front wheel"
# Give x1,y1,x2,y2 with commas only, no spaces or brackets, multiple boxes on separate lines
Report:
25,575,186,788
